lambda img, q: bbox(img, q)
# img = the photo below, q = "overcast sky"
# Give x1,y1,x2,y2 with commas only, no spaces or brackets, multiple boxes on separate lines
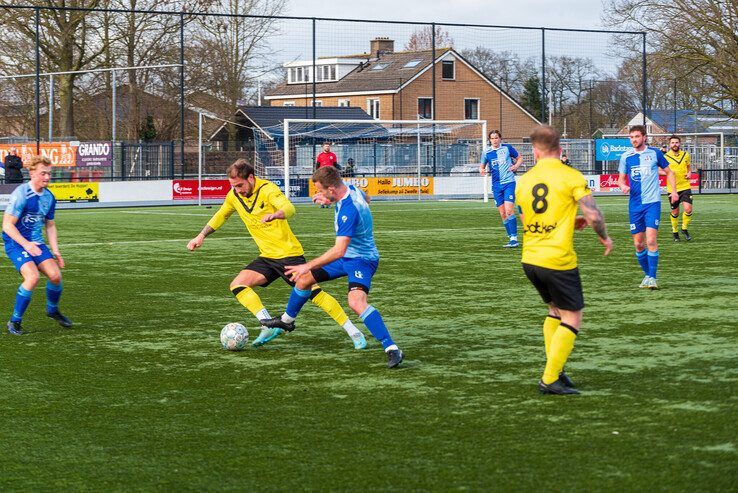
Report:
287,0,604,30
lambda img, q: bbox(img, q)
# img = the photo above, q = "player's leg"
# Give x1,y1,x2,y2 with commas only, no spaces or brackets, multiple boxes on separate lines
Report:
681,191,693,240
630,207,650,286
502,188,518,248
669,194,681,241
645,227,660,288
37,255,72,327
344,259,402,367
230,268,271,321
308,286,366,349
8,258,40,335
263,265,331,330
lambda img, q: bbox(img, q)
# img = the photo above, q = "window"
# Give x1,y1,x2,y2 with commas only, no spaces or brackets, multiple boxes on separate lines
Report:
316,67,323,82
329,65,336,80
338,99,350,107
403,60,422,68
296,67,303,82
367,98,380,119
418,98,433,119
442,60,455,80
464,99,479,120
371,63,389,71
283,101,295,106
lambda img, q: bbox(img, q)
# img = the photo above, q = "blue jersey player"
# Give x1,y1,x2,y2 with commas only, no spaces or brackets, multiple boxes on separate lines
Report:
479,130,523,248
263,165,403,368
618,125,678,290
2,155,72,335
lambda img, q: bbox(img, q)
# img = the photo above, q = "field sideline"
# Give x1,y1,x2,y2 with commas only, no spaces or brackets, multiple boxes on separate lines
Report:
1,195,736,491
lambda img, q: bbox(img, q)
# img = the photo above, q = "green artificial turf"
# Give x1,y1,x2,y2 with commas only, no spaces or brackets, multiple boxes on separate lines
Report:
1,195,736,491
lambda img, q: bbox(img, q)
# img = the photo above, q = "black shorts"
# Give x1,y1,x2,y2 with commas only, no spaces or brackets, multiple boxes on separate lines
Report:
523,263,584,311
243,256,306,287
669,189,693,208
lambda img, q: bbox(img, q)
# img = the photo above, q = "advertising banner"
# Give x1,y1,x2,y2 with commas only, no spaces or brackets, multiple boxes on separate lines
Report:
599,172,700,192
172,179,230,200
76,141,113,167
595,139,631,161
48,182,99,202
309,177,434,197
273,178,309,198
0,143,77,167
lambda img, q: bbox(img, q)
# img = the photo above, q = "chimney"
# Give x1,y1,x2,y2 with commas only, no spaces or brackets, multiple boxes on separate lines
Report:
370,37,394,58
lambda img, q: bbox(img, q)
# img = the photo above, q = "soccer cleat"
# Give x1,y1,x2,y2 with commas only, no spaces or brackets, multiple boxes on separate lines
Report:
47,310,73,328
386,349,404,368
673,232,680,242
261,316,296,332
503,239,519,248
7,320,23,336
559,371,576,388
352,333,367,350
539,379,580,395
646,277,659,290
252,327,284,347
681,229,692,241
639,275,651,288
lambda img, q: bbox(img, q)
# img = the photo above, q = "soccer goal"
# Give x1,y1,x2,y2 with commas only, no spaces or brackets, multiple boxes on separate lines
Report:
254,119,489,200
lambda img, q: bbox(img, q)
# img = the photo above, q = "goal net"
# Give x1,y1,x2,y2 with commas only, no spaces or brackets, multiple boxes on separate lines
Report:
253,119,488,200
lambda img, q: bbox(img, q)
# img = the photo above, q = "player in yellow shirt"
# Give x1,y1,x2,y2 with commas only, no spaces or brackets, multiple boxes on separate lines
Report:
187,159,366,349
516,125,613,395
664,135,694,241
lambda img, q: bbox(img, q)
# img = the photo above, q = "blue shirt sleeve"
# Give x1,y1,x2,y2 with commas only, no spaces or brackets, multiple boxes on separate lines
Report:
4,187,27,218
336,203,359,238
618,153,628,174
655,148,669,169
46,194,56,220
480,150,488,165
506,144,519,159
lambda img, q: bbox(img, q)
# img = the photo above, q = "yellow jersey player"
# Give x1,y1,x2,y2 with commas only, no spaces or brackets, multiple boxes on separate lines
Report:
516,126,613,395
664,135,693,241
187,159,367,349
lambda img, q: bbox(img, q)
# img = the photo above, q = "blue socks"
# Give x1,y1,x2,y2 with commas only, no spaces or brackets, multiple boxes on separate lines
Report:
503,217,517,238
647,250,659,279
46,281,63,314
12,285,33,323
285,287,312,319
635,249,649,275
360,306,395,350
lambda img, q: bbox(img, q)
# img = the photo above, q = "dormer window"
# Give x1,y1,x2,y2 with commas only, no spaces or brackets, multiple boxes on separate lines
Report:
372,63,390,71
403,60,421,68
288,64,338,83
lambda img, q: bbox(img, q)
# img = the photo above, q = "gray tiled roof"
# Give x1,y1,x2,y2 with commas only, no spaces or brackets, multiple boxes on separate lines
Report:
239,106,373,129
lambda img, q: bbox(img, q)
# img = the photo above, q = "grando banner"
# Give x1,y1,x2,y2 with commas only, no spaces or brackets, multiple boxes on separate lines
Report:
309,177,434,197
76,141,112,167
48,182,99,202
595,139,631,161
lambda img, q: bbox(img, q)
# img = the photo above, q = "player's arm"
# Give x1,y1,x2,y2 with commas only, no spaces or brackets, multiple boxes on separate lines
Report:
187,197,235,251
479,153,488,176
617,154,630,193
262,186,296,223
45,219,64,268
685,152,692,178
578,194,613,256
2,213,42,256
658,152,679,202
508,146,523,172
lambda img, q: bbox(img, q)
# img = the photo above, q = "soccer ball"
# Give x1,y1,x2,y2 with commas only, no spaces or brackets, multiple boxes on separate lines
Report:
220,323,249,351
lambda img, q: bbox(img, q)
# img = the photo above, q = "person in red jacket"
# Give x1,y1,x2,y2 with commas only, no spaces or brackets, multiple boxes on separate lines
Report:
315,142,338,169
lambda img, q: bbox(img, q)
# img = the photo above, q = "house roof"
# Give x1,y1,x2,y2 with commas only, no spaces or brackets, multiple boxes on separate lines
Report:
265,48,452,97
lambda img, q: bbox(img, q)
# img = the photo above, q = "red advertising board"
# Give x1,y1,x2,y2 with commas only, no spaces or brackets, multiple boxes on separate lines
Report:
172,179,230,200
600,173,699,192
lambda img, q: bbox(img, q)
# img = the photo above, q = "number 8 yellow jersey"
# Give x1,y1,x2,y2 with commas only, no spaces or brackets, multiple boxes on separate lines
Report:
515,157,591,270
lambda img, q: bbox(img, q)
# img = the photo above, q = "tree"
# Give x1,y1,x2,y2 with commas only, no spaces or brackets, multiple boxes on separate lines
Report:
404,26,454,51
521,76,542,121
603,0,737,118
461,47,537,98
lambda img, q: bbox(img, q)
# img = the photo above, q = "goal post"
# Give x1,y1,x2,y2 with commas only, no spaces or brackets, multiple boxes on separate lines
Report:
268,119,489,200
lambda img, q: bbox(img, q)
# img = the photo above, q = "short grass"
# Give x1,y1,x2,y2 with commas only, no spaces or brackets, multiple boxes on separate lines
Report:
1,195,736,491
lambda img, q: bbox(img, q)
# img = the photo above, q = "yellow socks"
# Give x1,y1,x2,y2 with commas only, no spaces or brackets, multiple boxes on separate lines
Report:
543,315,561,357
542,323,578,384
310,288,349,326
231,285,266,318
670,212,679,233
682,211,692,230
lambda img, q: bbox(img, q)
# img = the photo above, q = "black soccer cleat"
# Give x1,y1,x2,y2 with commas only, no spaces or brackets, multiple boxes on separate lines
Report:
558,371,576,388
261,316,296,332
47,311,73,328
386,349,404,368
7,320,23,336
539,379,580,395
681,229,692,241
673,232,680,242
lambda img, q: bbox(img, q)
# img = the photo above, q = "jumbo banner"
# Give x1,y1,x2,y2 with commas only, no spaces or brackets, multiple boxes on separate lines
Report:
48,182,99,202
0,143,77,167
309,177,434,197
172,179,230,200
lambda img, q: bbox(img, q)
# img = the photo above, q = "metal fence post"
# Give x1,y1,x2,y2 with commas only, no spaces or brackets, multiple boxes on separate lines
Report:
541,28,546,124
35,7,41,152
698,168,702,194
642,32,647,126
179,12,185,179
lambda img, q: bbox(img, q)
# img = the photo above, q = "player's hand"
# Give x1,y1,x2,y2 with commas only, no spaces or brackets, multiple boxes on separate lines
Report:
479,167,487,176
600,236,613,256
312,193,331,206
285,263,311,282
25,243,42,257
574,215,588,230
53,251,65,269
187,235,203,251
261,213,279,223
670,191,679,203
685,172,691,179
620,185,630,194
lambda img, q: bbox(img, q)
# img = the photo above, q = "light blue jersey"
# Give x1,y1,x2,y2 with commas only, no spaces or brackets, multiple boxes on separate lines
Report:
334,185,379,261
482,144,519,186
618,147,670,205
2,183,56,245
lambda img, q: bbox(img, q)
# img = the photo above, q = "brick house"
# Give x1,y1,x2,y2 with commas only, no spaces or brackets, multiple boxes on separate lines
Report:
264,38,540,139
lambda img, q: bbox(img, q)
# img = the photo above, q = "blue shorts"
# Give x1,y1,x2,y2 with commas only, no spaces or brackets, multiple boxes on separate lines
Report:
4,241,55,271
312,257,379,292
493,181,516,207
629,202,661,234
